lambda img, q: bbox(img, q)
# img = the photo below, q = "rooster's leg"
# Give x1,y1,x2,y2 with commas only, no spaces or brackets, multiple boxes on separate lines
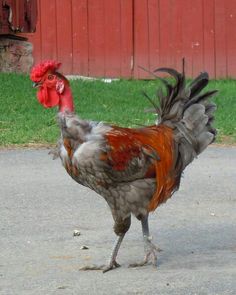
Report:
102,215,131,272
80,215,130,272
129,215,161,268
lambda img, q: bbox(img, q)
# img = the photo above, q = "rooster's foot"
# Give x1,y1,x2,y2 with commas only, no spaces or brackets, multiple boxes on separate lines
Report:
103,260,121,273
80,234,124,273
129,237,162,268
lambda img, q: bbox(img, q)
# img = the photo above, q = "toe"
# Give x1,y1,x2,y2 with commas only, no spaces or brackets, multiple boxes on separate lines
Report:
79,264,105,271
128,261,147,268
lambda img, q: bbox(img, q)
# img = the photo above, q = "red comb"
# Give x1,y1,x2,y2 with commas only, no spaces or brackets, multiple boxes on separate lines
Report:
30,60,61,82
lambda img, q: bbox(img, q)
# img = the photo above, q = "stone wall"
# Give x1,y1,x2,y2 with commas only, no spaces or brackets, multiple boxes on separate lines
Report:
0,38,33,73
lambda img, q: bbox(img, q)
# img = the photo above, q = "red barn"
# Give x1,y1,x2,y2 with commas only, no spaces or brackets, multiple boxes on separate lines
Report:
3,0,236,78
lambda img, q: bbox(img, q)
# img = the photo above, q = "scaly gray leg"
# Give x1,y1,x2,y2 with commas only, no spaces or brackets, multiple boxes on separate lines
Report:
103,215,131,272
102,234,124,273
129,215,161,268
80,215,131,272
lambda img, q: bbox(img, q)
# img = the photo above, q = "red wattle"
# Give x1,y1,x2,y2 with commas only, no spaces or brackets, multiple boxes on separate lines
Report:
37,86,60,108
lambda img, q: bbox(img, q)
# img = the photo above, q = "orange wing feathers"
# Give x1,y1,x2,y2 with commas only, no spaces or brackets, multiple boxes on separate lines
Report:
104,127,143,171
104,125,179,212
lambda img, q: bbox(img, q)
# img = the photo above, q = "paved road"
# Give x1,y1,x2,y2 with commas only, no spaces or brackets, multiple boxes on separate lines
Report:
0,146,236,295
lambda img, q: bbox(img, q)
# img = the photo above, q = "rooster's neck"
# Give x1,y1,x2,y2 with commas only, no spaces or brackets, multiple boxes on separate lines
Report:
59,85,75,113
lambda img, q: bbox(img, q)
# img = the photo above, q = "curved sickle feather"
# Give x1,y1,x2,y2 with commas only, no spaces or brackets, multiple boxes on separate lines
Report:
154,67,182,82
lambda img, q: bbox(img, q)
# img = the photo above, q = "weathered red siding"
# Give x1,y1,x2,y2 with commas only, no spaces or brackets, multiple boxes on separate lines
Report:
0,0,37,34
23,0,236,78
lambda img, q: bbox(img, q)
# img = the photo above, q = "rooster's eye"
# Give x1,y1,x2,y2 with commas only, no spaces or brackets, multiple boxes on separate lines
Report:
47,74,54,80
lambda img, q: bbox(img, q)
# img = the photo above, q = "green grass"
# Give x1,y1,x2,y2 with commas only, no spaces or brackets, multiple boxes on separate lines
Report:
0,73,235,146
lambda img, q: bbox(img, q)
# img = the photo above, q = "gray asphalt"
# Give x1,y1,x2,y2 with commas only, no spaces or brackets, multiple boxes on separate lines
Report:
0,146,236,295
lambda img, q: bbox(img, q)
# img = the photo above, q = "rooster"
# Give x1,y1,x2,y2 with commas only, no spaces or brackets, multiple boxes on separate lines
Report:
30,60,217,272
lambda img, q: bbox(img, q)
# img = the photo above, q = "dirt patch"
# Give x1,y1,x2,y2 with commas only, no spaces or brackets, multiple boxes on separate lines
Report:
0,143,55,151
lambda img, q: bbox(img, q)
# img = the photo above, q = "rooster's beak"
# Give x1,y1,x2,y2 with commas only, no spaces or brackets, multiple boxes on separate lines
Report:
33,82,42,88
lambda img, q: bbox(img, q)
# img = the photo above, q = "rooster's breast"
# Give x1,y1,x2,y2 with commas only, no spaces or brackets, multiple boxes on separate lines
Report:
59,134,156,219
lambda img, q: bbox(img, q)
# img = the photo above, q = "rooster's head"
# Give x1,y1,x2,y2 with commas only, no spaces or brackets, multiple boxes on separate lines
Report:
30,60,74,112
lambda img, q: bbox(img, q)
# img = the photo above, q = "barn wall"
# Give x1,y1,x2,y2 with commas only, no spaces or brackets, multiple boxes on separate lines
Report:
0,0,37,33
22,0,236,78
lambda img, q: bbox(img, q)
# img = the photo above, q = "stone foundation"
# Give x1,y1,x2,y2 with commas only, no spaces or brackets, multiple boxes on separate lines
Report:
0,37,33,73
